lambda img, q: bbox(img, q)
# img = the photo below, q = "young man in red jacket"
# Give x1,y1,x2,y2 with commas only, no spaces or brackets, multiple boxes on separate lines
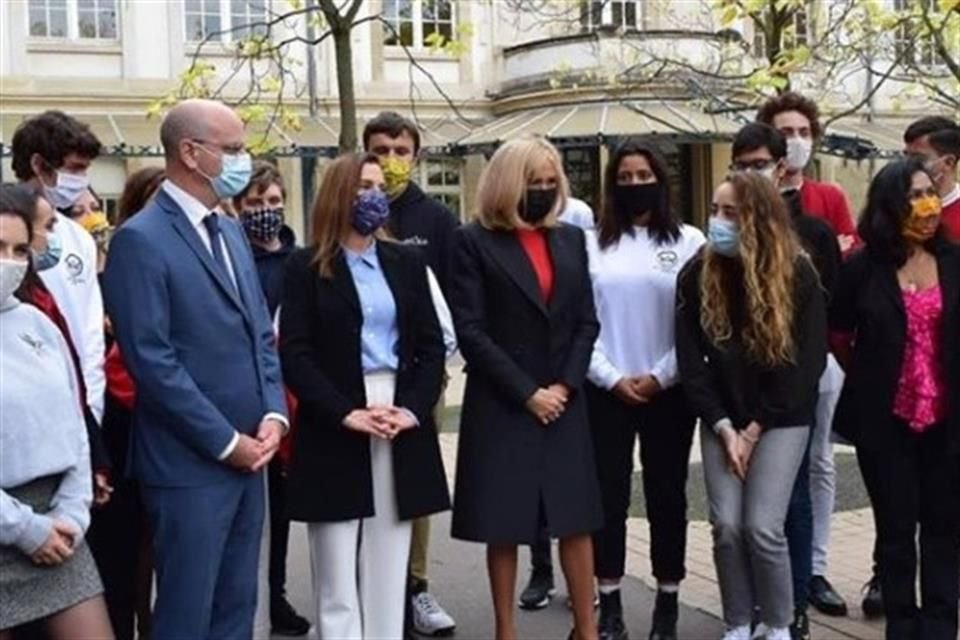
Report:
904,117,960,243
758,93,859,256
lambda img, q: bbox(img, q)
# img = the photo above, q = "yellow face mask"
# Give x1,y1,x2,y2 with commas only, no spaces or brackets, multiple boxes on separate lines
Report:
902,195,942,243
380,156,413,198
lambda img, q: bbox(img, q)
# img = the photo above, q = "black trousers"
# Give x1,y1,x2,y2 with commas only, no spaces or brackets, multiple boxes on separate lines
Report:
586,384,696,583
857,421,960,640
86,397,151,640
268,457,292,607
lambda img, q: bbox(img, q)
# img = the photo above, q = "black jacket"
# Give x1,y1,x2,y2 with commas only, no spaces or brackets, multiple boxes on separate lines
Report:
387,182,459,295
784,189,840,298
279,242,450,522
449,222,603,543
676,253,827,431
829,242,960,455
250,225,296,318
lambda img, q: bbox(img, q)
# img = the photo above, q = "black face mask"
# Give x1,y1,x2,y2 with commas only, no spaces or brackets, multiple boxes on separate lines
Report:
519,188,557,224
614,183,660,219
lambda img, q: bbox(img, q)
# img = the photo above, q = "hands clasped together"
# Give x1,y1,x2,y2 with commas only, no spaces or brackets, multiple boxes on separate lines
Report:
343,407,418,439
718,421,763,481
226,417,285,473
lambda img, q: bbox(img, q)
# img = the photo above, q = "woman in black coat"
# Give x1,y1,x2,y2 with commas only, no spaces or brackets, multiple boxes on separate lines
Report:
450,137,602,640
279,152,449,640
830,157,960,640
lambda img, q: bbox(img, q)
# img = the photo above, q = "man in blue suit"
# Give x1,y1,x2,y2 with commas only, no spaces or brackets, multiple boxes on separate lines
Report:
103,99,287,640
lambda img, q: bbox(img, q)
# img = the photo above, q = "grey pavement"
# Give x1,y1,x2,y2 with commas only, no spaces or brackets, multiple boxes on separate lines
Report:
274,511,724,640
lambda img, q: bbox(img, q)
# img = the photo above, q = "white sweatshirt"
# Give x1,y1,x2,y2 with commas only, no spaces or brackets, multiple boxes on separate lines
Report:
39,213,105,422
587,224,706,390
0,299,92,555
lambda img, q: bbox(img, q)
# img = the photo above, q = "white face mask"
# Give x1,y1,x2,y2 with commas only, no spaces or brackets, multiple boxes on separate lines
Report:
785,137,813,172
0,259,28,305
43,170,90,210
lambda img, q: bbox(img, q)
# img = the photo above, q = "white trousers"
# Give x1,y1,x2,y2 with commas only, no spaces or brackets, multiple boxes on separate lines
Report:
308,373,412,640
811,355,844,576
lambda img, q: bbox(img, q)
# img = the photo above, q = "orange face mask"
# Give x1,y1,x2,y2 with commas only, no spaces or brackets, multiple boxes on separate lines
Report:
903,195,941,243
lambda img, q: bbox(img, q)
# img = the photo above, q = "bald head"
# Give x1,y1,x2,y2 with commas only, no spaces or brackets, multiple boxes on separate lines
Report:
160,99,242,161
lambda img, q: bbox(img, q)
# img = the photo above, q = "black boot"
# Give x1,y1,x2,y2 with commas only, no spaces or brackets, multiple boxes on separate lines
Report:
598,590,629,640
648,590,678,640
790,607,810,640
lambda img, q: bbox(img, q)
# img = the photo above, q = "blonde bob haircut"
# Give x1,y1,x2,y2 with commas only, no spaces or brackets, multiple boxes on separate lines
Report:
474,136,569,230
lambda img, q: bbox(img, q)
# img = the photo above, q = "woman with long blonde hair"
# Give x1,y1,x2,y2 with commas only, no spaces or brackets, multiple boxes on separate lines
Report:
676,172,826,640
449,137,602,640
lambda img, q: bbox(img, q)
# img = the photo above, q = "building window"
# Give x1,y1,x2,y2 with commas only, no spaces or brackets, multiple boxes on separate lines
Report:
561,147,599,209
383,0,457,48
753,3,810,56
185,0,268,43
894,0,943,68
29,0,118,40
579,1,640,32
419,157,461,217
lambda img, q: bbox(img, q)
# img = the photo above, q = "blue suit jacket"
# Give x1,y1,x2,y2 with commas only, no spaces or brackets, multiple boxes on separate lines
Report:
103,187,287,487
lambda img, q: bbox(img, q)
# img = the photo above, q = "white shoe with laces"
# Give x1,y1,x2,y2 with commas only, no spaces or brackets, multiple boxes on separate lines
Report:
764,628,791,640
411,591,456,636
722,625,751,640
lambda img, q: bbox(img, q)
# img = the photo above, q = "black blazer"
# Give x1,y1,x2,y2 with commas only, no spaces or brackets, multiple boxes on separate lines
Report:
449,222,603,543
676,253,827,431
279,242,450,522
829,242,960,456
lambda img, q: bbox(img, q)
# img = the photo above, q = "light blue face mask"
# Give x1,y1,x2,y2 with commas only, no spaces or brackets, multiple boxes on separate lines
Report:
196,144,253,199
34,230,63,271
708,217,740,257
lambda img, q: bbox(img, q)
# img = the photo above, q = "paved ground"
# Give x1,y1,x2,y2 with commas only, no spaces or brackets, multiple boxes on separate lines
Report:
270,367,886,639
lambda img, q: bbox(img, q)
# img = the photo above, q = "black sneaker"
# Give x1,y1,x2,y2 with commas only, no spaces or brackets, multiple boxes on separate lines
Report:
271,597,311,636
808,575,848,617
519,567,555,610
649,591,678,640
861,574,884,619
598,590,629,640
790,608,810,640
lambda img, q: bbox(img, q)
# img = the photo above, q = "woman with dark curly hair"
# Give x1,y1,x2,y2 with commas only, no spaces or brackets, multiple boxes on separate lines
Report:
676,172,826,640
830,156,960,640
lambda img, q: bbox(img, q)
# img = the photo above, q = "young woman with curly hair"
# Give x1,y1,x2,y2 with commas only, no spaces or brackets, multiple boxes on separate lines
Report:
676,172,827,640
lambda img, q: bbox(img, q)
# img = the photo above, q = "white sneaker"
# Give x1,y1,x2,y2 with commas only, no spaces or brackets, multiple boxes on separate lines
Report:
722,625,751,640
412,591,456,636
765,628,791,640
751,623,768,639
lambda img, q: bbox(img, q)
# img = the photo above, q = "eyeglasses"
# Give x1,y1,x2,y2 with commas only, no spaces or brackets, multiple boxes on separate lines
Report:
191,139,247,155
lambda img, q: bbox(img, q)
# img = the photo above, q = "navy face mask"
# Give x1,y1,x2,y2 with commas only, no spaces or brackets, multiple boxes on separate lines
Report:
352,189,390,236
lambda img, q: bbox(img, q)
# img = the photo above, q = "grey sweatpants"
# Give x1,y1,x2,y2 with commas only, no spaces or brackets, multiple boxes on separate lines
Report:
701,424,810,628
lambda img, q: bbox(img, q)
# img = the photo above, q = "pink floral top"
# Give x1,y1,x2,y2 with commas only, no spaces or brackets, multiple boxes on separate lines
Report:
892,285,947,432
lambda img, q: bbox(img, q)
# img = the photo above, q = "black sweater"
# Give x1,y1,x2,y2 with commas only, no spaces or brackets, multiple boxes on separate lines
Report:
387,182,459,295
676,253,827,431
784,189,840,298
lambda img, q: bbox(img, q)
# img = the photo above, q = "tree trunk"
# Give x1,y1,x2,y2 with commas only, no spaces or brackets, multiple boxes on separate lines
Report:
332,25,357,153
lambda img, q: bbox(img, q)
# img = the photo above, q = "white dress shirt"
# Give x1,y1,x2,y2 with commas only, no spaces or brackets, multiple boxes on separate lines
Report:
586,224,706,390
162,181,287,460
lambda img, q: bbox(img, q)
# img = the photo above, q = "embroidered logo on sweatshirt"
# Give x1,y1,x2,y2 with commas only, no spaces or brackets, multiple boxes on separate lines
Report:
65,253,86,284
400,236,429,247
19,333,46,357
655,250,679,272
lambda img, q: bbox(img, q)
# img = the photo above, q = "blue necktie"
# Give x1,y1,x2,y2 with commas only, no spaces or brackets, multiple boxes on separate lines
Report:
202,213,235,291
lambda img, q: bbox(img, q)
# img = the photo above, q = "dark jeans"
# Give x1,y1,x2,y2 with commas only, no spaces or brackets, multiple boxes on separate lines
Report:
268,457,291,608
587,384,696,583
857,422,960,640
785,431,813,610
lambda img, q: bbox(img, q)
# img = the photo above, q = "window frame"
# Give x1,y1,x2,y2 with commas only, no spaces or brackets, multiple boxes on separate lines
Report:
893,0,947,70
183,0,270,45
579,0,641,33
752,2,811,57
382,0,458,50
418,156,462,217
27,0,120,42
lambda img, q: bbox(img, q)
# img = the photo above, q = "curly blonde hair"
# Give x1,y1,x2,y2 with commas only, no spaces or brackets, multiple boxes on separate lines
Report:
700,173,802,367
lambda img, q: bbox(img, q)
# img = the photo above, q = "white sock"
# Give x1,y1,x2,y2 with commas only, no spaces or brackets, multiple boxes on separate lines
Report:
721,625,750,640
598,583,621,595
658,582,679,594
765,627,791,640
